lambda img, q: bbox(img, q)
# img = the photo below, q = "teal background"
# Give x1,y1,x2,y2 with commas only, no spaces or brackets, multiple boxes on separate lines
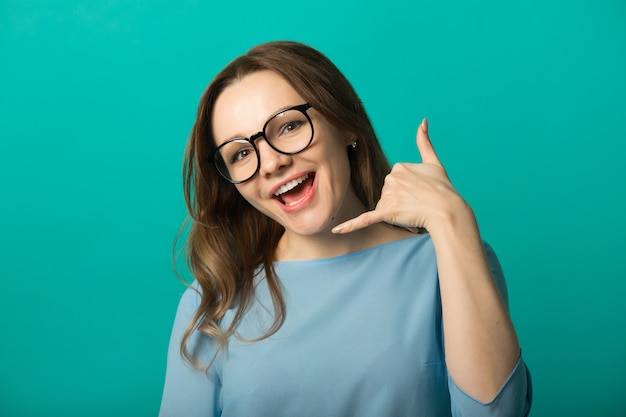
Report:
1,0,625,416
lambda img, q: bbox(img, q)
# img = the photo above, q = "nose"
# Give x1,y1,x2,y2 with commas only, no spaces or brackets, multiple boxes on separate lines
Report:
256,138,292,177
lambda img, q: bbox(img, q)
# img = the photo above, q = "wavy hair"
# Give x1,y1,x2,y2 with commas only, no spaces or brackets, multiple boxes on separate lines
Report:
178,41,392,369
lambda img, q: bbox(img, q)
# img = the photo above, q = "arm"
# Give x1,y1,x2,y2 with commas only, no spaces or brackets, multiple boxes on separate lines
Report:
159,285,221,417
447,243,532,416
333,119,529,405
428,198,519,401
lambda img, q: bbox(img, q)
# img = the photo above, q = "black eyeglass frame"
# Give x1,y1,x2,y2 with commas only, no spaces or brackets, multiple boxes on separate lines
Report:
208,103,314,184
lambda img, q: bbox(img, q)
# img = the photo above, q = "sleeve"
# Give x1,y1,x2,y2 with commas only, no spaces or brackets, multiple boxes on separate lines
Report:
447,243,533,417
159,284,222,417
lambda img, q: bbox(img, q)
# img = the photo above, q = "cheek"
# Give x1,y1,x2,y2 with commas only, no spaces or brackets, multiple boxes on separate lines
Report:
328,147,352,186
235,184,260,207
235,184,277,218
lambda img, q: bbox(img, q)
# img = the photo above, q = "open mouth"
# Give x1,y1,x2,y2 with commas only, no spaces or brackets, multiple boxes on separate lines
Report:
273,173,315,207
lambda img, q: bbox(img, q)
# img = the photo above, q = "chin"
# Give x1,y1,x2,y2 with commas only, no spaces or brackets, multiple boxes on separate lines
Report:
282,218,333,236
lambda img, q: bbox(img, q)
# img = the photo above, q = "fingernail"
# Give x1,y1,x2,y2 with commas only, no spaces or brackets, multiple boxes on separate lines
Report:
332,225,343,234
422,118,429,134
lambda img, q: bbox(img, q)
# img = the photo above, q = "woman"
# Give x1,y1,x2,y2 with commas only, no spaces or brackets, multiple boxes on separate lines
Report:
159,41,532,417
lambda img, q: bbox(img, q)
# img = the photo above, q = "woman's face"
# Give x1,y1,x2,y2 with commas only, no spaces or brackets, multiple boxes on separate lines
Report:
211,70,366,236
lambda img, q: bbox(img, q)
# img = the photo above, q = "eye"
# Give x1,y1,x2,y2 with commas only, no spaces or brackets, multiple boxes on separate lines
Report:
233,147,253,162
225,144,256,164
280,120,305,135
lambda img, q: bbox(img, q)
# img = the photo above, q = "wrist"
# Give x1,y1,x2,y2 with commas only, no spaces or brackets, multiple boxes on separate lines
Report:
427,194,477,236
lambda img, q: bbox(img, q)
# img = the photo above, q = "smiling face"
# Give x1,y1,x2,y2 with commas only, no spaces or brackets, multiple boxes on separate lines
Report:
211,70,367,237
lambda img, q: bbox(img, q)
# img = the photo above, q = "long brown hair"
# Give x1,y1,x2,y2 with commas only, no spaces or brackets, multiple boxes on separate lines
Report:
178,41,391,369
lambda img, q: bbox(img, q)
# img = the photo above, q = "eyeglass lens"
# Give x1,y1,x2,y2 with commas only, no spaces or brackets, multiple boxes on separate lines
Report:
215,108,313,183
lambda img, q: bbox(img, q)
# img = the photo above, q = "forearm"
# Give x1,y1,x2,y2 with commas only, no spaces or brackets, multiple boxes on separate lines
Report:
429,202,520,402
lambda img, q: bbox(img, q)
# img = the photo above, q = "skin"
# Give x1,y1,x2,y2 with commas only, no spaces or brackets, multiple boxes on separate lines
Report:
213,70,520,402
334,118,521,402
212,70,410,261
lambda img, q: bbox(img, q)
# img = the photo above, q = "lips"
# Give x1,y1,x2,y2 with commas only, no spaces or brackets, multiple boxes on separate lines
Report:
274,174,309,198
272,173,315,207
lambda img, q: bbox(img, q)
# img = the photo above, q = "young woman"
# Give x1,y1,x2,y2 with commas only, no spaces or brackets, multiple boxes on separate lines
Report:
159,41,532,417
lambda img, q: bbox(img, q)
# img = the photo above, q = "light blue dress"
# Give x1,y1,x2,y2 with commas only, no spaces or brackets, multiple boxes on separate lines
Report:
160,234,532,416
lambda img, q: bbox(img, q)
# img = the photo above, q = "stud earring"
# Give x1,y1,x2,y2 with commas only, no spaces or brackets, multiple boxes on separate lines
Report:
351,140,358,149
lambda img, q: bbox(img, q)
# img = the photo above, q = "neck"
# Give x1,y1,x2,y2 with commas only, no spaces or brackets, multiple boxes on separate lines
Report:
275,222,414,262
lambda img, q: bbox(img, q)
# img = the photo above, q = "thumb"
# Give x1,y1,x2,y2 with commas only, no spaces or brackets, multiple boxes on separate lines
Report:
416,118,442,167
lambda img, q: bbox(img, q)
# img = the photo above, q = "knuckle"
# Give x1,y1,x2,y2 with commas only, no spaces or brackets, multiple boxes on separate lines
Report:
383,173,400,187
391,162,408,172
355,213,370,226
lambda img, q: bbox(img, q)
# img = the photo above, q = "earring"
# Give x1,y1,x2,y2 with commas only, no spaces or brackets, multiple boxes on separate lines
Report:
351,139,358,149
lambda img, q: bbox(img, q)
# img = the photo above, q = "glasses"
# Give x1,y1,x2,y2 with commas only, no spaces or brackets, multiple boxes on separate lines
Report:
209,103,314,184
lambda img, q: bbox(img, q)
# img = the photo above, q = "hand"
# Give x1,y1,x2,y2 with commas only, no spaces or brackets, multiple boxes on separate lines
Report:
332,118,469,234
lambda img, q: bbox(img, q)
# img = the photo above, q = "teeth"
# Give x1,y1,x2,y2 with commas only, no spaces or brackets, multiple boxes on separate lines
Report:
274,174,309,197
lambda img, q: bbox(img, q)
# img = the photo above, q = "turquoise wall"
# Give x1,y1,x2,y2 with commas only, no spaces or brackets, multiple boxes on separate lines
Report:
1,1,625,416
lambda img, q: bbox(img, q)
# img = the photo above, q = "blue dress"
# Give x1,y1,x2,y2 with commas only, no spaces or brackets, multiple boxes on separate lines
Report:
159,234,532,416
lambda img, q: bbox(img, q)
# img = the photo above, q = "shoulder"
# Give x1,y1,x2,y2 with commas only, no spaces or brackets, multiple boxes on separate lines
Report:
175,281,202,320
378,232,436,259
160,282,221,417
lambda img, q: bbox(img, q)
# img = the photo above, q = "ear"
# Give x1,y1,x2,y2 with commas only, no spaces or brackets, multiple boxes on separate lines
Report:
343,131,357,147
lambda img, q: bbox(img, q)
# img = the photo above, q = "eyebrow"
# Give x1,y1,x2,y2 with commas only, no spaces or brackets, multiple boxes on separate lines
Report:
219,103,304,143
